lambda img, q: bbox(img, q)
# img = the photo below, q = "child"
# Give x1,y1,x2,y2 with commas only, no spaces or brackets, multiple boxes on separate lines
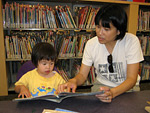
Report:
15,42,66,98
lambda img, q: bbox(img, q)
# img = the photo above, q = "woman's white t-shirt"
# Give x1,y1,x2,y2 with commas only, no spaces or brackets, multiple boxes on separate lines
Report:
82,33,144,87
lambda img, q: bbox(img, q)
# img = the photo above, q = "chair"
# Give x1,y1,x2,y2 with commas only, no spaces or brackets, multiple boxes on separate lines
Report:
17,60,35,81
17,60,59,81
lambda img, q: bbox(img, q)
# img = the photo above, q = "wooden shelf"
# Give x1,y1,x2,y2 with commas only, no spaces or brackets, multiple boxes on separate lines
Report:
1,0,150,96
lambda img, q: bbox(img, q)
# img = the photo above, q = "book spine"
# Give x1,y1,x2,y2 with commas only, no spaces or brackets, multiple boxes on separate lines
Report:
83,6,91,29
86,7,93,29
50,8,57,29
66,6,77,28
5,36,11,58
58,6,68,28
55,6,64,28
2,7,6,28
20,4,23,28
5,2,10,28
80,6,88,29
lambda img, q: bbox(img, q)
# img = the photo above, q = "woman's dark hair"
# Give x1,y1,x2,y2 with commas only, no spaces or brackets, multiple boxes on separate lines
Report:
95,4,127,40
31,42,57,67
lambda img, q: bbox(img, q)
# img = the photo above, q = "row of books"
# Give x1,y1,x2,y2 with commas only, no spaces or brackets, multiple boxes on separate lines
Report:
57,68,69,82
2,2,150,31
5,31,91,59
58,35,87,58
140,64,150,80
58,65,96,85
138,35,150,56
2,2,76,29
70,60,96,85
74,6,100,29
138,9,150,31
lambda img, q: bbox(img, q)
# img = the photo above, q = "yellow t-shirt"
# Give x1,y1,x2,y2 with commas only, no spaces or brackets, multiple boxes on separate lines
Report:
15,69,66,97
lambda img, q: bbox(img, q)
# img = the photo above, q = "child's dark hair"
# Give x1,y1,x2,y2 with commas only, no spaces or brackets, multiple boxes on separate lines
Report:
95,4,127,40
31,42,57,67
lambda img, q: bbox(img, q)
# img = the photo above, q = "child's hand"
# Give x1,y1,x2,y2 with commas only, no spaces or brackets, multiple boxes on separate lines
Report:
18,85,31,98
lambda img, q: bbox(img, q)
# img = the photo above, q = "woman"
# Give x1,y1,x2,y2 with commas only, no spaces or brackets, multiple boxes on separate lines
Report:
57,4,144,103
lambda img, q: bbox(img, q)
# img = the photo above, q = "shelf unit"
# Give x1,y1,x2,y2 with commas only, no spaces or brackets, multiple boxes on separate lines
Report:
137,3,150,81
0,0,150,96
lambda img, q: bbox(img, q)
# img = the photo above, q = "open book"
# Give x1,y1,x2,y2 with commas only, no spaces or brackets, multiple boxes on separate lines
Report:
13,91,104,103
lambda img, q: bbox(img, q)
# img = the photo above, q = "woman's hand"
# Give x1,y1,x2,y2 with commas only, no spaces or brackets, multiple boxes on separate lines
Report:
57,80,77,93
18,85,31,98
95,86,113,103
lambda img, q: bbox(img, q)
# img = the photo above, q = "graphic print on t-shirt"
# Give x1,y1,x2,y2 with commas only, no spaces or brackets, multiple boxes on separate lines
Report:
98,62,125,83
31,86,56,97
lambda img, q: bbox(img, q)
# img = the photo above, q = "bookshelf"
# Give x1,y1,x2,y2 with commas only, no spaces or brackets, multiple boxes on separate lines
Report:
137,4,150,81
0,0,8,96
0,0,150,96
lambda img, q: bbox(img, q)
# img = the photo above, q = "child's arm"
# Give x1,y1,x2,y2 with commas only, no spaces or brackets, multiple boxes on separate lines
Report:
15,85,31,98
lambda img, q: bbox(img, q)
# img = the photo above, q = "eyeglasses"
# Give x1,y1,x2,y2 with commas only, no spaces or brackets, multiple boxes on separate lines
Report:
107,54,114,73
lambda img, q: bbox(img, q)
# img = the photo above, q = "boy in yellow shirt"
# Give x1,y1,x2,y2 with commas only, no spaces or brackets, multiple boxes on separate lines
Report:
15,42,66,98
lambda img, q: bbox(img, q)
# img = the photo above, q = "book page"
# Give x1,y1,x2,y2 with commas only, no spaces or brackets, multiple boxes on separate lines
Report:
13,91,104,103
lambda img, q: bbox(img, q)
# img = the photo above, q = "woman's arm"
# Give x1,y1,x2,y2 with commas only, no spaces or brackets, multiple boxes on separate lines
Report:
96,63,140,103
73,63,91,86
57,63,91,93
111,63,139,98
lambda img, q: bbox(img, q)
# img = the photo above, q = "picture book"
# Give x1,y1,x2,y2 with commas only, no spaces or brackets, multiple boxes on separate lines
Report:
13,91,104,103
42,108,78,113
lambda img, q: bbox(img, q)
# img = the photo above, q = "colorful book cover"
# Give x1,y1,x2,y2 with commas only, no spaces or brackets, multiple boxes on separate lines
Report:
13,91,104,103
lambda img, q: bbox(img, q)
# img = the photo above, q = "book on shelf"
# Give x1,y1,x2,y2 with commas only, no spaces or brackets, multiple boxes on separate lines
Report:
71,60,96,85
83,6,92,29
75,6,100,29
63,6,74,28
5,2,10,28
89,66,96,84
141,64,150,80
2,2,76,29
58,36,77,58
13,91,104,103
10,3,15,28
78,7,86,29
138,9,150,31
65,5,77,28
57,68,69,82
5,36,11,59
89,8,100,29
58,5,69,28
55,6,66,28
47,6,57,29
86,7,95,29
2,6,6,28
4,31,93,59
138,35,150,56
77,35,86,57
